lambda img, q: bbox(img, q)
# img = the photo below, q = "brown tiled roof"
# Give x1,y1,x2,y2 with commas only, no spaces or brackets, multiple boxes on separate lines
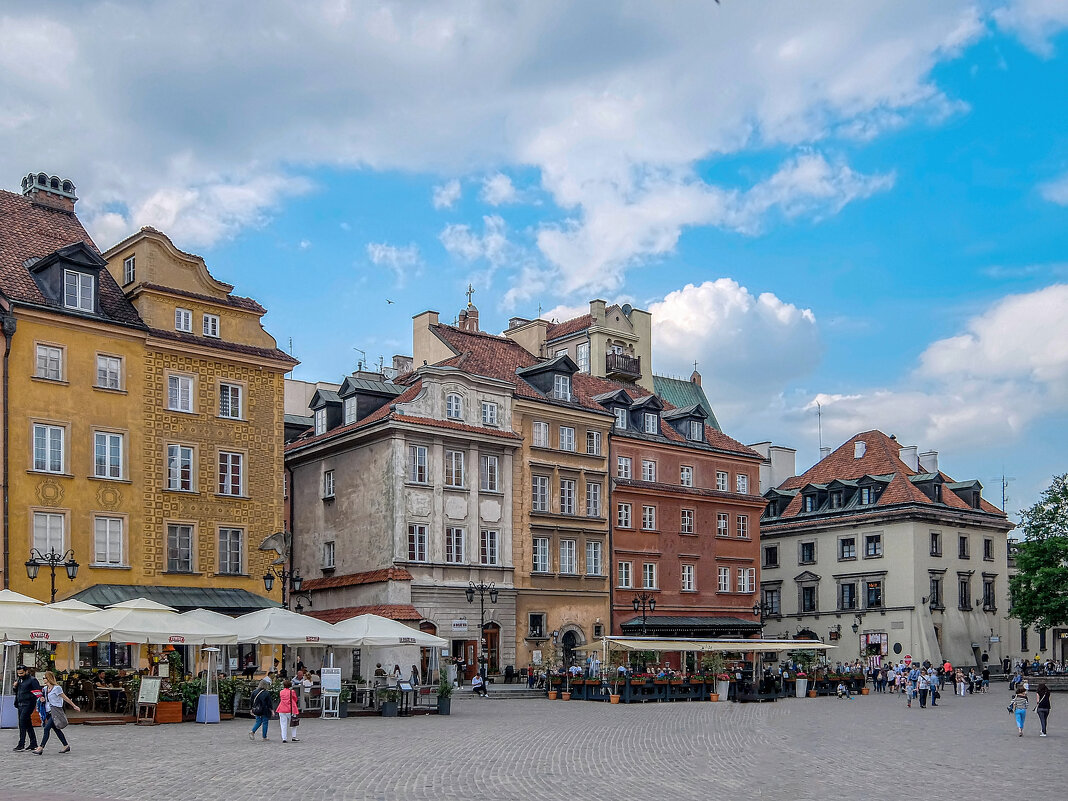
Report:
392,414,522,439
302,567,414,592
546,314,591,341
307,604,423,623
0,189,143,326
137,282,266,314
147,327,298,364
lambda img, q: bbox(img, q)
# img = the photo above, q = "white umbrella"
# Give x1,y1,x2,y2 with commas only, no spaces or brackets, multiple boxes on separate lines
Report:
46,599,100,613
180,609,238,634
81,598,237,645
0,589,102,642
231,607,350,646
331,614,447,647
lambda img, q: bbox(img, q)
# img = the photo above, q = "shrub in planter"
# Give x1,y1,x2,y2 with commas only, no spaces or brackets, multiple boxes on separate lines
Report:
436,676,452,716
381,688,399,717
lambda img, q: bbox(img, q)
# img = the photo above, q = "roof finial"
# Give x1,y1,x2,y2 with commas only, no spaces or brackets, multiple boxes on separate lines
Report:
466,282,475,306
693,359,699,372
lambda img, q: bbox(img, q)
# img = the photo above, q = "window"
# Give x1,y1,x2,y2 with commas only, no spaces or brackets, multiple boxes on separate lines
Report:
408,445,428,483
479,454,500,492
983,579,996,609
983,538,993,561
481,401,498,426
929,576,942,608
958,535,969,559
322,540,336,569
642,563,657,589
343,396,356,425
35,345,62,380
641,505,656,530
586,482,601,517
859,486,875,505
218,451,244,495
1021,626,1028,652
166,445,194,491
799,541,816,564
738,568,755,593
840,582,858,610
33,512,64,555
586,430,601,455
829,491,843,509
166,524,193,572
763,545,779,568
553,374,571,400
407,525,427,562
617,456,632,478
839,537,856,560
865,534,883,557
689,420,702,441
560,540,577,574
958,577,971,609
682,564,695,592
202,314,220,338
930,530,942,557
122,255,135,284
314,408,326,436
618,560,633,588
97,355,121,389
218,383,242,419
480,529,499,565
218,528,243,574
736,474,749,494
643,412,657,434
559,426,575,452
93,517,123,565
445,393,462,419
444,450,465,487
559,479,576,515
866,581,883,609
737,515,749,539
174,307,192,332
680,509,694,534
716,471,728,492
804,495,817,512
167,375,193,412
617,503,632,528
322,469,335,499
932,483,942,502
718,566,730,592
532,475,549,512
680,466,693,487
63,270,93,311
533,421,549,447
445,527,465,563
532,537,550,573
576,342,590,373
716,513,728,536
528,613,546,638
641,460,656,482
763,588,781,615
801,585,817,613
555,348,568,358
93,432,123,479
32,424,64,473
586,541,603,576
614,407,628,430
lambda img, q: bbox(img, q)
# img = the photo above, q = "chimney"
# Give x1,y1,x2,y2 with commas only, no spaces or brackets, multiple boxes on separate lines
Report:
854,440,866,459
690,369,702,387
392,354,413,374
919,450,939,474
899,445,919,472
819,446,832,461
590,299,606,325
22,172,77,213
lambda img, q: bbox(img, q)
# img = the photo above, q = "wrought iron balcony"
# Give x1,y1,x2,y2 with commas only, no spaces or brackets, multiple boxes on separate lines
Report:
605,352,641,380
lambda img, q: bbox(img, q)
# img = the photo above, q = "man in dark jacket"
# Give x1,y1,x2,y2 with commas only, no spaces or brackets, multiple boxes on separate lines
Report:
13,665,41,751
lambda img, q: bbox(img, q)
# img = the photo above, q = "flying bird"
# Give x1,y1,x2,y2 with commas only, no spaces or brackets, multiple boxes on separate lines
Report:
386,299,394,304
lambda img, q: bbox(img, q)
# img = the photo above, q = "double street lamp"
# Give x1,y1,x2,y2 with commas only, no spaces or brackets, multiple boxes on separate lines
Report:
752,600,772,625
26,547,79,604
465,581,499,667
632,592,656,635
262,566,304,610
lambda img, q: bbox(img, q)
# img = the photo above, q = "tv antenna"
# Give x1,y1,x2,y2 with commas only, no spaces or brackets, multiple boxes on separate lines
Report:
816,400,823,451
353,347,366,371
989,471,1016,512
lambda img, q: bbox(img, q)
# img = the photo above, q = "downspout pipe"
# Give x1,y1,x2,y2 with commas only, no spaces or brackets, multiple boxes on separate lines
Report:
1,310,15,589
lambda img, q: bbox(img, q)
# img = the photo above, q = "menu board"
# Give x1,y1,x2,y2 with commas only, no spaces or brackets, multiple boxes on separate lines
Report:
138,677,162,705
321,667,342,694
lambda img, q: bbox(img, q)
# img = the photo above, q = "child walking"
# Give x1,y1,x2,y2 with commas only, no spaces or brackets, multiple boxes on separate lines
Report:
1009,686,1029,736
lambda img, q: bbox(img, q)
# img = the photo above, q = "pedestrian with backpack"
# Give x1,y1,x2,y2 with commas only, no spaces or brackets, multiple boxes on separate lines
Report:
249,678,273,741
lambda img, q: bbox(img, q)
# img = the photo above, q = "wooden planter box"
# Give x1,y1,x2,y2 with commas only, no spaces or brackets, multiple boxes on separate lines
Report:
155,701,183,724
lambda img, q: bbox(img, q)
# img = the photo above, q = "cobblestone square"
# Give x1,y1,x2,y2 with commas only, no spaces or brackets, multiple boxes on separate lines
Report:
1,689,1063,801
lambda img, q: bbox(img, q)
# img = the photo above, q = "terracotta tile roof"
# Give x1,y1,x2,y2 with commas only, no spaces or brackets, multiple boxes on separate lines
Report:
391,414,521,439
147,327,298,364
137,282,266,314
0,189,143,326
546,314,591,341
302,567,414,592
307,604,423,623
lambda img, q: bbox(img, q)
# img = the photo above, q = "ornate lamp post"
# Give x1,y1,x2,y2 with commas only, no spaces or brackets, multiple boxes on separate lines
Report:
465,580,498,672
262,566,304,610
632,592,655,636
851,613,865,657
752,600,772,626
26,547,78,604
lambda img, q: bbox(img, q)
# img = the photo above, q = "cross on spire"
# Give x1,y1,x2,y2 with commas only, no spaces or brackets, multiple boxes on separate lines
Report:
693,360,699,372
466,283,475,305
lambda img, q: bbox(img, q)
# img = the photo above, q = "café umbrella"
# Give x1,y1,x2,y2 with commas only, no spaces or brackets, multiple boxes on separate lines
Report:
330,613,447,647
0,589,102,642
231,607,350,646
81,598,237,645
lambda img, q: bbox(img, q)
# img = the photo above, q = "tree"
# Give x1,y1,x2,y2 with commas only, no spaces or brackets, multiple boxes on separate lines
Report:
1008,474,1068,630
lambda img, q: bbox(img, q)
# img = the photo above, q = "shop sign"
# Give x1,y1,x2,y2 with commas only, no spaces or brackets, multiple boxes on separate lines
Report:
452,618,468,633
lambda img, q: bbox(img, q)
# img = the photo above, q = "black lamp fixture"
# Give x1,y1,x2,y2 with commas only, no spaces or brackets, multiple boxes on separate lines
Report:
466,580,499,663
26,547,79,603
262,566,304,609
632,592,656,635
752,600,772,625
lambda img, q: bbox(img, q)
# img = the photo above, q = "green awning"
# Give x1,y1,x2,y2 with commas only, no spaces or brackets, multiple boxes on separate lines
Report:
69,583,279,614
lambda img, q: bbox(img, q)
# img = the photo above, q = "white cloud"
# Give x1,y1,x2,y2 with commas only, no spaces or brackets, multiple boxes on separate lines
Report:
439,215,511,266
366,241,421,286
480,172,517,205
1039,171,1068,205
993,0,1068,57
432,179,462,209
541,302,592,325
299,239,311,250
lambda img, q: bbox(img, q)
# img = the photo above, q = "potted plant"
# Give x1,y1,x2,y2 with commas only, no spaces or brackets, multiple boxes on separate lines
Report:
381,688,399,717
338,685,351,718
436,676,452,716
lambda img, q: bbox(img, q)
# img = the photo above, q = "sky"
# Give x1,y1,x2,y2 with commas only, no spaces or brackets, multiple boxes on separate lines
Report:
2,0,1066,520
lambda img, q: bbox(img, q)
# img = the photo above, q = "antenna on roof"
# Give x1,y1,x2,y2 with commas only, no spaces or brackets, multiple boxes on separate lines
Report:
288,337,293,356
989,471,1016,512
353,347,366,371
816,400,823,452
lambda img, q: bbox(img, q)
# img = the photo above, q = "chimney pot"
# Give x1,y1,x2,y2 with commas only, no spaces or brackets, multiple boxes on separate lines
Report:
21,171,77,213
819,446,832,461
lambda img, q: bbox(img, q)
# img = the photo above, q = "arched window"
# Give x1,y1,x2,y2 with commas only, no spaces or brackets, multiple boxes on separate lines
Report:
445,393,462,419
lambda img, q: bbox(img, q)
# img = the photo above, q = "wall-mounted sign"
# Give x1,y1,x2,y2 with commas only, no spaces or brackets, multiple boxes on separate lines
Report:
451,618,468,633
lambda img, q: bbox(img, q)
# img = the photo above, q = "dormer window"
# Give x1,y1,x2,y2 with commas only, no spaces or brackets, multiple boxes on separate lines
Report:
63,270,94,312
643,413,657,434
202,314,220,338
314,408,327,436
614,408,627,430
343,396,357,425
553,374,571,401
829,491,843,509
446,393,463,419
932,483,942,502
859,486,875,505
688,420,702,441
803,495,817,512
765,501,779,518
123,255,135,285
175,308,193,333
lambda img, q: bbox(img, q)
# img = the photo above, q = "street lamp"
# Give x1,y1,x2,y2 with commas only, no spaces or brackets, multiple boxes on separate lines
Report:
752,600,772,625
851,613,865,658
466,581,499,672
632,592,656,636
262,566,303,609
26,548,79,603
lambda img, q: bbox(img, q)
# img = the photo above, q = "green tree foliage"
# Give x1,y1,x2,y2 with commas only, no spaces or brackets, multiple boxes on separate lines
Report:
1008,474,1068,630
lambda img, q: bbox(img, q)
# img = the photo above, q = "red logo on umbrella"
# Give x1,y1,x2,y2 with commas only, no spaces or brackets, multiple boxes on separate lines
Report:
305,636,320,642
29,631,50,641
169,635,186,643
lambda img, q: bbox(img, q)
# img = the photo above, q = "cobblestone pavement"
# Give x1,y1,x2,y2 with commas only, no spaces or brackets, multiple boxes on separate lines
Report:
1,689,1064,801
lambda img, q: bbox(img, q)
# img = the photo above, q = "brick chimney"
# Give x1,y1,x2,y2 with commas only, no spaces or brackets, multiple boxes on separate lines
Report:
690,369,702,387
459,304,479,333
22,172,78,213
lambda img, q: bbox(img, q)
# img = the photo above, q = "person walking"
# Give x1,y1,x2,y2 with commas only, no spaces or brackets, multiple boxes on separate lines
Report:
1009,685,1029,736
917,669,930,709
249,678,273,741
956,669,967,697
928,667,940,706
276,679,300,743
32,672,79,755
12,665,41,753
1035,683,1052,737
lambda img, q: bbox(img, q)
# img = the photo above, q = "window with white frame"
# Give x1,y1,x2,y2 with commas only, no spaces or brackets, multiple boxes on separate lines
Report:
680,466,693,487
718,566,730,592
688,420,702,441
93,431,123,479
586,541,603,576
445,527,465,563
614,407,628,430
737,514,749,539
93,517,123,565
618,560,632,588
642,562,657,589
681,564,695,592
322,540,336,569
219,383,242,419
641,505,656,530
407,524,427,562
585,482,601,517
444,450,465,487
559,426,576,452
643,412,658,434
737,567,755,593
736,474,749,494
218,451,244,495
532,537,550,573
32,424,64,473
479,454,499,492
408,445,428,483
480,529,499,565
641,460,656,482
35,345,62,380
166,524,193,572
481,401,498,426
532,475,549,512
586,430,601,455
576,342,590,373
445,393,463,419
716,513,728,536
343,396,357,425
218,528,243,574
174,307,192,332
202,314,220,338
617,456,632,478
314,408,326,436
560,479,576,515
680,509,694,534
122,255,135,284
33,511,64,554
96,355,121,389
560,539,577,574
166,444,194,491
322,469,335,499
533,421,549,447
167,374,193,412
63,270,94,312
617,502,632,528
716,471,728,491
552,374,571,400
